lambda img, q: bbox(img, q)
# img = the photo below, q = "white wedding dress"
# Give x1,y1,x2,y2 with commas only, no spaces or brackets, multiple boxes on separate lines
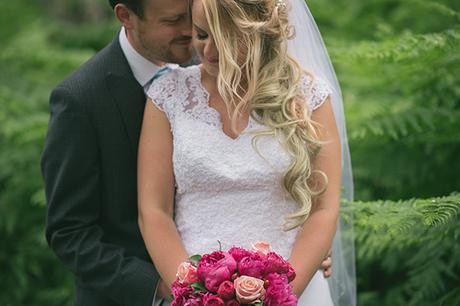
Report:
147,65,334,306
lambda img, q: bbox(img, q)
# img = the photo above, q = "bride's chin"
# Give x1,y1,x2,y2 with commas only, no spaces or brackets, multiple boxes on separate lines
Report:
203,64,219,78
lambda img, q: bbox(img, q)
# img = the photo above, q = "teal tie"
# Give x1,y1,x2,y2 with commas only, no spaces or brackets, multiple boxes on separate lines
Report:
152,66,172,82
144,66,173,92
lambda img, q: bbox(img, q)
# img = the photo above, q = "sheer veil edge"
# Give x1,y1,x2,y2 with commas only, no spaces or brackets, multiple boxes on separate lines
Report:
287,1,357,305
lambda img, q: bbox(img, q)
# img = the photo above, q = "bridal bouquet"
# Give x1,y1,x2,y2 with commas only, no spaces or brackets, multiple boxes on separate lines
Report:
171,242,297,306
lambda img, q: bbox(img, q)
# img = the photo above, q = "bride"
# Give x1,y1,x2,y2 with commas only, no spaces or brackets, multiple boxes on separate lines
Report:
137,0,355,305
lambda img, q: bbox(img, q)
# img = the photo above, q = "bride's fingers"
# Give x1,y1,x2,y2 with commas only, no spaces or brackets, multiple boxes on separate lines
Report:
321,256,332,270
323,267,332,278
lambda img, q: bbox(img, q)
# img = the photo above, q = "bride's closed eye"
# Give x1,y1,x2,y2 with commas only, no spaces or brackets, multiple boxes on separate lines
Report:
196,32,208,40
193,24,209,40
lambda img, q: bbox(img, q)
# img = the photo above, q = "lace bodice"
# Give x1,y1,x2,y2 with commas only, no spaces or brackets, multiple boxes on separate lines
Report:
147,65,331,259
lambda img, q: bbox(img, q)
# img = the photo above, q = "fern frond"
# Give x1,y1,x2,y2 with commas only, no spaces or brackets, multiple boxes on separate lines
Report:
408,0,460,21
333,28,460,63
349,106,460,141
349,193,460,306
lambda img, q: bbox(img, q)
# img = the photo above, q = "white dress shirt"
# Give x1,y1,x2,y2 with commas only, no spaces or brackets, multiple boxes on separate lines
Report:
119,27,178,93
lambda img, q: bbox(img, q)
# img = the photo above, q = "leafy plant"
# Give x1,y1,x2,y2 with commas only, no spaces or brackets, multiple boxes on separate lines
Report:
351,193,460,306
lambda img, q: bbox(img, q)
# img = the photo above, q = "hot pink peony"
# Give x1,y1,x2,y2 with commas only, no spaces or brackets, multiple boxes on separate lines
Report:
183,294,203,306
264,252,291,276
171,280,195,306
234,275,266,304
224,299,239,306
237,253,266,279
197,251,237,292
263,273,297,306
286,264,296,282
202,293,225,306
217,280,235,300
228,247,253,263
225,300,240,306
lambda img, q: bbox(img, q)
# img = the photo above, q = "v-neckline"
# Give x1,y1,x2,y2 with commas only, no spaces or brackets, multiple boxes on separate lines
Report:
196,65,255,141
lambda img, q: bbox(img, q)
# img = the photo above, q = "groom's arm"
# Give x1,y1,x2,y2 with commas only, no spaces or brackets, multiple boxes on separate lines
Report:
41,85,159,306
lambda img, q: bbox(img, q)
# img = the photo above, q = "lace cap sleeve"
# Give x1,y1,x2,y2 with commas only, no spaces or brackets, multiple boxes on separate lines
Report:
299,73,332,111
146,69,179,122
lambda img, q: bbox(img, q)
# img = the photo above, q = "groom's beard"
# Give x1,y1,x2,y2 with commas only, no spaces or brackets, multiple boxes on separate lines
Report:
164,35,193,64
138,34,193,65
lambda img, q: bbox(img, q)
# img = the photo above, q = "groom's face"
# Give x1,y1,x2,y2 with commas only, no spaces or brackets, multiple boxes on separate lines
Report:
127,0,193,64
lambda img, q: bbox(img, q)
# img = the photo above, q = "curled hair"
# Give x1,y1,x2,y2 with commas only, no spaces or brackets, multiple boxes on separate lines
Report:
201,0,328,230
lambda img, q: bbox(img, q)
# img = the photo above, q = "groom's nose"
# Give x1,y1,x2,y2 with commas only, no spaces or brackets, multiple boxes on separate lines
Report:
180,12,193,37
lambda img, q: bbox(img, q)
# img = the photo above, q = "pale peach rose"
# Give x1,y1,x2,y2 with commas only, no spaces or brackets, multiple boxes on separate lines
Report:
176,262,199,285
234,275,265,304
252,241,272,256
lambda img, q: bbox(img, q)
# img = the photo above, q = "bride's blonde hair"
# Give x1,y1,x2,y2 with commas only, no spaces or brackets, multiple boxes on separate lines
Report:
201,0,328,230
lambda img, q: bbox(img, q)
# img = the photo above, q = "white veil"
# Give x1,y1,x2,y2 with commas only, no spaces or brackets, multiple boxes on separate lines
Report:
287,1,357,305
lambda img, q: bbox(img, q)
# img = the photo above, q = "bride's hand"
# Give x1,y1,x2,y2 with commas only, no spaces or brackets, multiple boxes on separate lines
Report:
290,248,332,296
320,248,332,278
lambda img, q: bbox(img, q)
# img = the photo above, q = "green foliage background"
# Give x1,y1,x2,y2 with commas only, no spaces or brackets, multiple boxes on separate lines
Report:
0,0,458,305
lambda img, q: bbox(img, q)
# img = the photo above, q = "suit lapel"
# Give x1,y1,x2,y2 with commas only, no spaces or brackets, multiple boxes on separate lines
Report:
104,36,146,157
107,73,146,156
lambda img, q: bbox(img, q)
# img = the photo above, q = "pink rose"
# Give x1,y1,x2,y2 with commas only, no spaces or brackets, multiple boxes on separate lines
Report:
176,262,199,285
197,251,237,292
217,280,235,300
252,241,272,256
225,299,239,306
237,253,266,279
202,293,225,306
234,275,266,304
228,247,253,263
263,273,297,306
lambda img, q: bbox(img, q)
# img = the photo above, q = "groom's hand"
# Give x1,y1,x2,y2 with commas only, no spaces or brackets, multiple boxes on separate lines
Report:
320,248,332,278
157,279,173,301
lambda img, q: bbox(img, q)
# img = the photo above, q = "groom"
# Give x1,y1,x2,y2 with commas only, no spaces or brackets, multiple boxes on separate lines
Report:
41,1,332,306
41,1,192,305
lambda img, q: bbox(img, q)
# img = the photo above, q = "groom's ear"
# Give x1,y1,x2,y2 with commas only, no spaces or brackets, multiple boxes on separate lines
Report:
114,4,137,29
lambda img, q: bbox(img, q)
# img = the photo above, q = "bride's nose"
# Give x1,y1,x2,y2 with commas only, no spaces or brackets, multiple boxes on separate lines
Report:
204,38,218,58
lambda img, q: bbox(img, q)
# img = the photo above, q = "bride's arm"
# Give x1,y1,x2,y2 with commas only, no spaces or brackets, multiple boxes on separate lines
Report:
288,96,342,296
137,99,189,290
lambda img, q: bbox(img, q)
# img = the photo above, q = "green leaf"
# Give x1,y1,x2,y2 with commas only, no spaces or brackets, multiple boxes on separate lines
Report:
189,255,202,266
190,282,207,293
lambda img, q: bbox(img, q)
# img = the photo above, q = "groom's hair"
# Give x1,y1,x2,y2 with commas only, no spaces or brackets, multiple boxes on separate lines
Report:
109,0,145,18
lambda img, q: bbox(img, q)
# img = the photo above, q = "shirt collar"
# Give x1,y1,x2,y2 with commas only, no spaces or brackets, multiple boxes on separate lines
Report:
119,27,161,88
